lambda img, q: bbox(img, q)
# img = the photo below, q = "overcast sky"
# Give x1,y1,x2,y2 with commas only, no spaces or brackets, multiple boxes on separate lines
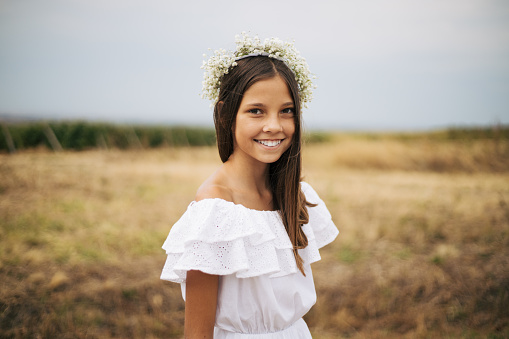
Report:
0,0,508,130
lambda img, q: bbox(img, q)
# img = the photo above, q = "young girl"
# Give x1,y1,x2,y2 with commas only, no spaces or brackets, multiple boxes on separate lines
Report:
161,33,338,338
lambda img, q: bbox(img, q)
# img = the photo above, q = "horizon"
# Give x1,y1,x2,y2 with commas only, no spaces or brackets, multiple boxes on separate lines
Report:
0,112,506,133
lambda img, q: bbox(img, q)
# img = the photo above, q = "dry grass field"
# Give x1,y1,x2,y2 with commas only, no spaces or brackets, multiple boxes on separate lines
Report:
1,133,508,338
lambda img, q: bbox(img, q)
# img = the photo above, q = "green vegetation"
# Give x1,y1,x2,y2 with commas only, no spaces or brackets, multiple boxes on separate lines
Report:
341,125,509,142
0,121,217,151
0,120,337,152
3,120,507,153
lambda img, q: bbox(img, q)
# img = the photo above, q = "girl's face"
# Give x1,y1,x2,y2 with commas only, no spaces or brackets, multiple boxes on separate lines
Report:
232,75,295,165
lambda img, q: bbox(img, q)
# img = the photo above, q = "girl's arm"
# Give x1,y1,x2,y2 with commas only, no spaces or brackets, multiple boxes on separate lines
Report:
184,270,219,338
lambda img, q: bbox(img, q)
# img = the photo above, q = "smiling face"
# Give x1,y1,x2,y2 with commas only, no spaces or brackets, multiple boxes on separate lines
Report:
232,75,295,165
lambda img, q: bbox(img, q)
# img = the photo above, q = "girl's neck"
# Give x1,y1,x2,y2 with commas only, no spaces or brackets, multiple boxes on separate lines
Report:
224,152,270,193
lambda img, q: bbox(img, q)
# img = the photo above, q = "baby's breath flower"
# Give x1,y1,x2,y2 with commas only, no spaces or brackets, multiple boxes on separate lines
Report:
201,32,316,108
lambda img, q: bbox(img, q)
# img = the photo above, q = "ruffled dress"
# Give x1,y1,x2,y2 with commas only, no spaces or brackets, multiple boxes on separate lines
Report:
161,182,338,338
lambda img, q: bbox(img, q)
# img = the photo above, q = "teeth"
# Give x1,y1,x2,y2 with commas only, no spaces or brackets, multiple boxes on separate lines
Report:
256,139,282,147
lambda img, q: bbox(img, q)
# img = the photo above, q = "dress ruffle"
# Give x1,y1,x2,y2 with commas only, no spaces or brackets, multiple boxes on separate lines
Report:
160,182,338,283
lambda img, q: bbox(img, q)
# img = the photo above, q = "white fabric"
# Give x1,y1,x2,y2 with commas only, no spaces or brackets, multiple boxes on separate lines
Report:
214,318,312,338
161,182,338,337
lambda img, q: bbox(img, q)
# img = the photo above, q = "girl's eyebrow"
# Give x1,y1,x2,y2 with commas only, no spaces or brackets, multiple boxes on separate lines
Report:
244,102,294,107
245,103,265,107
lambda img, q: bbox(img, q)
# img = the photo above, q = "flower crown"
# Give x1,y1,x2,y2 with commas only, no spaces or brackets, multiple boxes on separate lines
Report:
201,32,316,108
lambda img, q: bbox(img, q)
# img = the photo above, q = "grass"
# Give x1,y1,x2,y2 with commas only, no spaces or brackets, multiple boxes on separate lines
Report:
1,132,508,338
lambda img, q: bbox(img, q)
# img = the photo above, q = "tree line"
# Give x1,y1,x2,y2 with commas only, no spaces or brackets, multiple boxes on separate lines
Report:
2,120,505,153
0,121,218,152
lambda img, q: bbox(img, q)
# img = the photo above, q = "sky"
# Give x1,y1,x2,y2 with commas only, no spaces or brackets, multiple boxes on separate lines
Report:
0,0,508,130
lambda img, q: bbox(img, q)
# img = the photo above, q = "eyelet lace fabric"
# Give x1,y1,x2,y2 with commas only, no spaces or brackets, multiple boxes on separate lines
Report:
161,182,338,283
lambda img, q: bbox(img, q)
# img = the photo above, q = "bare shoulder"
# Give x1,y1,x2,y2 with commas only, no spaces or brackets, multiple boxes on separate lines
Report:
195,183,232,202
195,170,233,202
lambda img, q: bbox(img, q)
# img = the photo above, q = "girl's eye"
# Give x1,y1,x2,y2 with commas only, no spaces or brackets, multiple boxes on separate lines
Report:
282,108,295,115
248,109,263,115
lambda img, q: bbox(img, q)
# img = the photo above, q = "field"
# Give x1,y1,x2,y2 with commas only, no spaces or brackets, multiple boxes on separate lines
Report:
1,131,508,338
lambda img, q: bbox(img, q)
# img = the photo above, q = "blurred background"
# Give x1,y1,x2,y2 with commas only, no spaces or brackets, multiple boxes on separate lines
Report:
1,1,508,338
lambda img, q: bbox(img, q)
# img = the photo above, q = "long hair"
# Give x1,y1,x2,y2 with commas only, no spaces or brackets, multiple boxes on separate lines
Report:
213,56,314,275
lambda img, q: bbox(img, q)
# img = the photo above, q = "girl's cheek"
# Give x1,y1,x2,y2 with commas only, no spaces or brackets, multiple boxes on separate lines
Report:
284,120,296,135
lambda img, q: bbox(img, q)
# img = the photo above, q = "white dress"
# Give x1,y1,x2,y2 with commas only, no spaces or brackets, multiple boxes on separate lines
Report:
161,182,339,338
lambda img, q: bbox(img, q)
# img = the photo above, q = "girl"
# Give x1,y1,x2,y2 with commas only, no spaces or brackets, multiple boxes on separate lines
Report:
161,33,338,338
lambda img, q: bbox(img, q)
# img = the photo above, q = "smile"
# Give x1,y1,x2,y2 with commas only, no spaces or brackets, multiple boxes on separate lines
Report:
255,139,283,147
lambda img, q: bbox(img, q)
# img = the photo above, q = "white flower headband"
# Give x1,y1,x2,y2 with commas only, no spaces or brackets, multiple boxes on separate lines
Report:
201,32,316,108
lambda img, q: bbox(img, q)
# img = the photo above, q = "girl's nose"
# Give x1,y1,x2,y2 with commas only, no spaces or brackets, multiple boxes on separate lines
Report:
262,113,283,132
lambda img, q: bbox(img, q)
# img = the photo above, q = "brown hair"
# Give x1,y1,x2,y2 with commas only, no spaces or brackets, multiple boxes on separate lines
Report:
213,56,314,275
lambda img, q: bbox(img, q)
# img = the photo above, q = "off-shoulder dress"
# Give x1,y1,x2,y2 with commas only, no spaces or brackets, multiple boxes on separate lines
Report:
160,182,338,338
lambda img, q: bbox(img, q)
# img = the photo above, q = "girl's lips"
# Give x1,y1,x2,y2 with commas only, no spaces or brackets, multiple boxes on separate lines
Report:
255,139,283,147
